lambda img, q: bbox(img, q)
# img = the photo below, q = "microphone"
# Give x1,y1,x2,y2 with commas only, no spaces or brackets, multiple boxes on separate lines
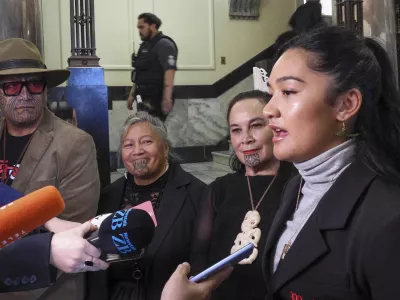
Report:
89,212,112,229
89,201,157,230
0,186,65,249
86,208,155,262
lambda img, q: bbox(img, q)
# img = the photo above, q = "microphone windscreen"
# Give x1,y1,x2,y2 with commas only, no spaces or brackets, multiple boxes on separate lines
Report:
0,186,65,249
98,208,155,255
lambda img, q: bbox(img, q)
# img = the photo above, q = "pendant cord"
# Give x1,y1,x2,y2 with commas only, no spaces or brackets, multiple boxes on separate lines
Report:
295,178,303,210
1,126,5,184
246,173,278,211
281,177,319,260
232,172,278,265
1,124,34,185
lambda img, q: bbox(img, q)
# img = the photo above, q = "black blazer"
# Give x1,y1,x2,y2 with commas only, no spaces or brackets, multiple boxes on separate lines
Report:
86,163,206,300
0,232,56,293
262,159,400,300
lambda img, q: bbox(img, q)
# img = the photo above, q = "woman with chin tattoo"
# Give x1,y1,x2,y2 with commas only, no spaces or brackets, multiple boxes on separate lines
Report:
189,90,296,300
86,111,206,300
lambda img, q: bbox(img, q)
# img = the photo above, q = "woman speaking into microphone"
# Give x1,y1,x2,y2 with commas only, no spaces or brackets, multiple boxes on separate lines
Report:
21,24,396,300
262,26,400,299
159,25,400,300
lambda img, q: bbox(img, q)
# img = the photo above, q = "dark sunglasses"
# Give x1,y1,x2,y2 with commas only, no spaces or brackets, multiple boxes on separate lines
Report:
0,81,47,96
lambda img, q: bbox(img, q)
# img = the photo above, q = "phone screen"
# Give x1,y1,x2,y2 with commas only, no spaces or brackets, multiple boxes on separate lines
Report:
190,243,254,283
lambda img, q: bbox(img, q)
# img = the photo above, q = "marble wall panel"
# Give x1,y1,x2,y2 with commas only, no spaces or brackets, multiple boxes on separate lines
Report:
108,75,255,148
186,98,228,146
165,99,189,147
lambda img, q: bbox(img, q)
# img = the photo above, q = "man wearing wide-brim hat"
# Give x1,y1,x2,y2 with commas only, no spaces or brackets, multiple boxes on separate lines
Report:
0,38,102,299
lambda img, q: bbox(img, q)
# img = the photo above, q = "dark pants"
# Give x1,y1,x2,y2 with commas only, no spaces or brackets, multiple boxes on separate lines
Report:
135,93,174,122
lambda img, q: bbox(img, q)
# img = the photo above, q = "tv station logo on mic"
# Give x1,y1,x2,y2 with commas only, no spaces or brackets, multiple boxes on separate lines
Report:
111,209,136,254
1,230,27,248
0,202,27,248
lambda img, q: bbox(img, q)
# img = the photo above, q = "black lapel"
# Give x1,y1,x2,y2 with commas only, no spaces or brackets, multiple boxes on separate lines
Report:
271,160,376,292
261,163,299,289
262,175,301,263
271,212,328,292
145,164,190,259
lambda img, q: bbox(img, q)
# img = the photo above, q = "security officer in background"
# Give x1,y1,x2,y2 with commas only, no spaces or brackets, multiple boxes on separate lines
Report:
288,0,323,33
127,13,178,122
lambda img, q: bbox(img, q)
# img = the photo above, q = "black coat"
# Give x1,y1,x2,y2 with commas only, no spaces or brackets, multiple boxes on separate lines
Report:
0,232,56,293
263,159,400,300
86,163,206,300
190,161,296,300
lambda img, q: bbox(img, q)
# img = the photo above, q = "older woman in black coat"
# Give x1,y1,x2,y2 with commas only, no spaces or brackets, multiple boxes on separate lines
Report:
87,112,206,300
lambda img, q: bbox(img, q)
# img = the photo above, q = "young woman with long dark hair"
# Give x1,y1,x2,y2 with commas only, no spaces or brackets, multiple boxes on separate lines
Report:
263,25,400,300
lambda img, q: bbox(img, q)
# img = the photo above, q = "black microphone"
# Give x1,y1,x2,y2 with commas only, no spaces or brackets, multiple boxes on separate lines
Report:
86,208,155,261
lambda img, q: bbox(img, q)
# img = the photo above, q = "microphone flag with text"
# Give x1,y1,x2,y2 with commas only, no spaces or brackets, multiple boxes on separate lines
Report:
86,201,156,263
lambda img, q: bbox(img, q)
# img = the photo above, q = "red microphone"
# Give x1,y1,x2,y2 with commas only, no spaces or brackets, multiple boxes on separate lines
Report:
0,186,65,249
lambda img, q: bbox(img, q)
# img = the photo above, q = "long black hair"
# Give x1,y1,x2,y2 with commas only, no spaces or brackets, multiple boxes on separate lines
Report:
227,90,270,172
277,26,400,182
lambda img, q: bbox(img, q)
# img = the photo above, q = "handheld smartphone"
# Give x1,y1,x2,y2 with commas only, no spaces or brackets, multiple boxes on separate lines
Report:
190,243,254,283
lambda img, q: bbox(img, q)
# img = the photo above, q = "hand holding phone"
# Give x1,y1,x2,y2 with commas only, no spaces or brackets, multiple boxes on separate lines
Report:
161,262,232,300
190,243,254,283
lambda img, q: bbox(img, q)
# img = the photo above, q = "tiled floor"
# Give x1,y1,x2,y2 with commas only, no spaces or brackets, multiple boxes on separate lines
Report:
110,162,232,185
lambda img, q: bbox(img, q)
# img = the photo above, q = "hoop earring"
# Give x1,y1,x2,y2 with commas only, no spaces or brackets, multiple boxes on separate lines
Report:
336,122,359,138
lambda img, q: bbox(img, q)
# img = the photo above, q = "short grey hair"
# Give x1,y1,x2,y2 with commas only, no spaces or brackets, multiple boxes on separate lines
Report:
119,111,179,162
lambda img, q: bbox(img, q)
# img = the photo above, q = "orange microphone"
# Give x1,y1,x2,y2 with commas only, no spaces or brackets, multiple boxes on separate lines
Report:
0,186,65,249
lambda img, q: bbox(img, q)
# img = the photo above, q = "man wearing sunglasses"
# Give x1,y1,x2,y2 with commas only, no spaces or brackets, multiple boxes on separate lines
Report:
0,39,101,299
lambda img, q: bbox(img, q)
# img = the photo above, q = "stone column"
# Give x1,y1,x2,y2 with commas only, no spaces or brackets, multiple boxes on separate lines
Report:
363,0,398,80
0,0,43,54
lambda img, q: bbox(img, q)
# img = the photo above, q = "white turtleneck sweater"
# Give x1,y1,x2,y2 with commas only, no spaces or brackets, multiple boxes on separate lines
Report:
273,139,357,272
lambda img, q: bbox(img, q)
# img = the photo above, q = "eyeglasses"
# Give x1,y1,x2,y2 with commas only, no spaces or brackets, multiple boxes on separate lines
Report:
0,81,47,96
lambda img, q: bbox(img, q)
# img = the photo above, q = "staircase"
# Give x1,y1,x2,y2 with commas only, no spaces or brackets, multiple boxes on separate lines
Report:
211,141,233,167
